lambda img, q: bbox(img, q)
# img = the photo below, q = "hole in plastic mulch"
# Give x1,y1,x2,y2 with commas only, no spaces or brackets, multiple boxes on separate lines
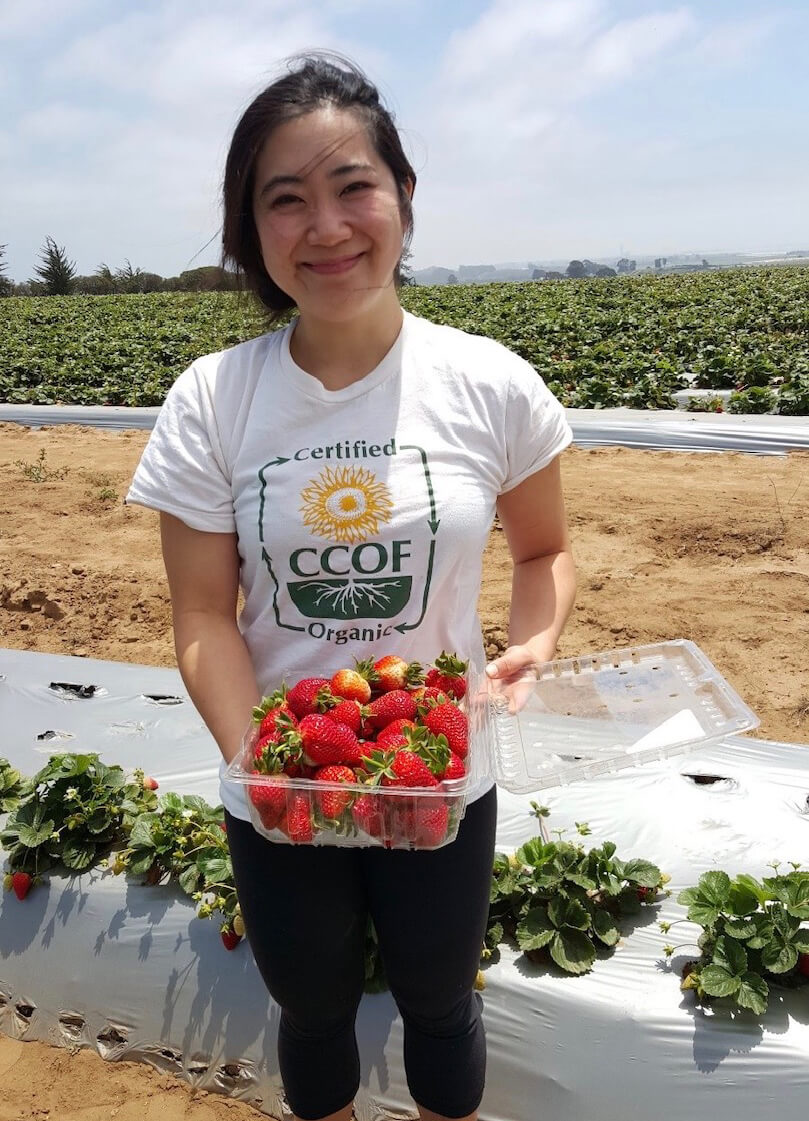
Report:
682,773,735,787
49,682,98,699
15,1002,35,1020
96,1024,129,1057
37,729,75,741
141,693,184,706
58,1012,86,1041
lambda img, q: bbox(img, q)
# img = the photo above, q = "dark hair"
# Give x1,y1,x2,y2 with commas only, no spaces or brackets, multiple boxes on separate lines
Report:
222,53,416,318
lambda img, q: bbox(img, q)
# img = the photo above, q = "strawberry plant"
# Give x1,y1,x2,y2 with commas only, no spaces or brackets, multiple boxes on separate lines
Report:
0,754,157,891
485,816,665,974
0,758,30,814
662,866,809,1014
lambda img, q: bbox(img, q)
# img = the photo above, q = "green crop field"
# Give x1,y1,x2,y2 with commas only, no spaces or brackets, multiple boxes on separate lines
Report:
1,265,808,412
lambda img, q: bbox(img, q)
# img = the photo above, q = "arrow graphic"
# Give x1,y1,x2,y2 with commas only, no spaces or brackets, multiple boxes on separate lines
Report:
257,458,290,543
262,548,306,633
393,538,436,633
399,444,440,534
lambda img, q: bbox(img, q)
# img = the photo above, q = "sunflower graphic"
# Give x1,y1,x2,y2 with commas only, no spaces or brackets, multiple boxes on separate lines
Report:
300,465,394,544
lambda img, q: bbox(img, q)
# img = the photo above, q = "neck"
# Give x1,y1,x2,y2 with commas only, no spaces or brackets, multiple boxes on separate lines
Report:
289,299,404,391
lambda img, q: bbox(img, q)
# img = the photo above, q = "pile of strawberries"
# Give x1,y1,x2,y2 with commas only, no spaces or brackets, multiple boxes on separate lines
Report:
244,652,470,849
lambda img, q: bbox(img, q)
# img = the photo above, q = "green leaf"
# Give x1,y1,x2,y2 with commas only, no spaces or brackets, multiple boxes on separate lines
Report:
16,819,57,848
734,873,766,904
160,792,184,813
623,859,661,888
727,880,760,917
700,964,741,998
793,928,809,953
697,870,732,905
592,908,619,946
86,809,114,834
712,936,747,976
181,795,210,815
723,917,757,940
548,895,590,932
178,864,201,895
736,972,769,1015
129,814,158,848
785,877,809,920
761,938,798,974
550,928,596,974
129,852,155,877
61,838,97,870
199,856,232,884
516,907,555,951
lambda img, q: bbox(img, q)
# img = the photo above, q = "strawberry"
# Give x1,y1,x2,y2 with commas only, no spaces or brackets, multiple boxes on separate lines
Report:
331,659,377,704
249,774,290,829
11,871,33,900
424,652,468,700
287,677,331,718
141,775,159,791
797,953,809,978
440,752,467,781
352,793,385,837
411,685,450,708
365,689,418,733
415,802,450,847
257,706,297,742
636,886,656,903
221,926,242,951
314,764,356,820
278,793,314,843
373,655,423,693
372,748,440,789
376,718,418,747
322,698,365,734
296,714,362,768
423,702,468,759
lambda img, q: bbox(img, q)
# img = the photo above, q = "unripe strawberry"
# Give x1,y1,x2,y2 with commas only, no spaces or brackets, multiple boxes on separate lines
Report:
233,914,246,938
142,775,159,791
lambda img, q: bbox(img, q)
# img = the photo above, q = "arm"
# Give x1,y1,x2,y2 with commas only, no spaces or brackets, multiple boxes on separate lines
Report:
485,454,576,680
160,512,260,764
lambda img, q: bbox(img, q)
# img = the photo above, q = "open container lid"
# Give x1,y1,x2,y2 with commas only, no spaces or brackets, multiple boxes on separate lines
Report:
485,639,759,793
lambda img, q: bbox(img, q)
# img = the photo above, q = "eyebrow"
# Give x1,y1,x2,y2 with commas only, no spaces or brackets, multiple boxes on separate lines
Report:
257,162,376,199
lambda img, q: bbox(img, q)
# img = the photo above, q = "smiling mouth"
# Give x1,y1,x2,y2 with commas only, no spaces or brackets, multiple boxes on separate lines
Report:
303,254,364,276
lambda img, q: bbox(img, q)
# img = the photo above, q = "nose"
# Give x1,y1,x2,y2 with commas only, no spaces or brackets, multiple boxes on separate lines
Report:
306,197,352,246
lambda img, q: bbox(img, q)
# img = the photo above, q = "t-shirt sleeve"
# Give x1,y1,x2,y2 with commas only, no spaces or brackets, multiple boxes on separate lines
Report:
499,357,573,494
125,365,236,533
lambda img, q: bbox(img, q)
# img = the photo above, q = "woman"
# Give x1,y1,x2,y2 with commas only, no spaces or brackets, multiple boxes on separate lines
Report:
127,53,576,1121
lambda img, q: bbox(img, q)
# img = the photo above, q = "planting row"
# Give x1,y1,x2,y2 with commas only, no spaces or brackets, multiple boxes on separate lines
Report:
1,266,808,412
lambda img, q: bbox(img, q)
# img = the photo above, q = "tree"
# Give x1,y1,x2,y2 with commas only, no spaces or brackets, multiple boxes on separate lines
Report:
399,247,416,286
566,260,586,279
446,273,458,285
0,244,12,296
33,236,76,294
596,266,617,277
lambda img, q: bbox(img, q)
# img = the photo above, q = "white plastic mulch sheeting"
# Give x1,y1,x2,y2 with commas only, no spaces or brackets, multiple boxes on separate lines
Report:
1,648,808,1121
2,403,809,455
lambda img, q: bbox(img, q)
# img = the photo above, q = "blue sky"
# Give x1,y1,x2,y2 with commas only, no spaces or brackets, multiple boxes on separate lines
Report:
3,0,808,282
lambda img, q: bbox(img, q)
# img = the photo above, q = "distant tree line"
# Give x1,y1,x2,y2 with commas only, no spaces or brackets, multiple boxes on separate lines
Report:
0,236,241,297
0,237,417,296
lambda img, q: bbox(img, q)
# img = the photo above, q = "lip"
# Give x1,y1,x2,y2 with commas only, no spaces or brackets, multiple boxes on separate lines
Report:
303,253,364,276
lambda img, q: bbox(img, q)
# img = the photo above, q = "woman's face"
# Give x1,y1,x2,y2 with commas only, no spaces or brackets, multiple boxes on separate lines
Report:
251,106,409,326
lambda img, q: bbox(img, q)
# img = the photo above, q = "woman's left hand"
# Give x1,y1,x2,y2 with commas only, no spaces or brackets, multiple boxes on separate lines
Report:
484,644,543,713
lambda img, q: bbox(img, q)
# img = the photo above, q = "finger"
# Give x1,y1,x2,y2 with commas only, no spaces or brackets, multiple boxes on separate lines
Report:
485,646,532,680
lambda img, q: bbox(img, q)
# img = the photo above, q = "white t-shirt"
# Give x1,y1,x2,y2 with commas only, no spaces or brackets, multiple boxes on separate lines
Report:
126,310,572,819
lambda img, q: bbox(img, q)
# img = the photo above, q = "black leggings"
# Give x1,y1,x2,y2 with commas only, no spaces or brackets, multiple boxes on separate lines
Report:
225,785,497,1120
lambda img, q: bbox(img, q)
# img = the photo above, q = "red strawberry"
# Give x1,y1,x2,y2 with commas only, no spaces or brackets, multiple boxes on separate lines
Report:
797,953,809,977
415,802,450,847
142,775,159,791
287,677,331,718
423,702,468,759
373,655,423,693
257,706,297,741
352,793,385,837
296,714,362,768
331,659,377,704
424,652,468,700
314,765,356,820
221,926,242,951
248,774,290,829
637,886,656,903
380,749,440,789
323,698,365,734
441,752,467,781
11,871,33,900
411,685,450,708
376,718,418,747
365,689,418,733
278,793,314,843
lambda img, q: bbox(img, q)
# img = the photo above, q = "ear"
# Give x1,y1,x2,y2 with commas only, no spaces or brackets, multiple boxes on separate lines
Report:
403,177,415,201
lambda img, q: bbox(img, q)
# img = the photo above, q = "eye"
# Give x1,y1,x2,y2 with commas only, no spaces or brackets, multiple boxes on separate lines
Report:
270,193,303,208
341,181,372,196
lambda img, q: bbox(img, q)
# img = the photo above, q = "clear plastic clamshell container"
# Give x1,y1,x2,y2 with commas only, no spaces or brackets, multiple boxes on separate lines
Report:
224,640,759,849
485,639,759,793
